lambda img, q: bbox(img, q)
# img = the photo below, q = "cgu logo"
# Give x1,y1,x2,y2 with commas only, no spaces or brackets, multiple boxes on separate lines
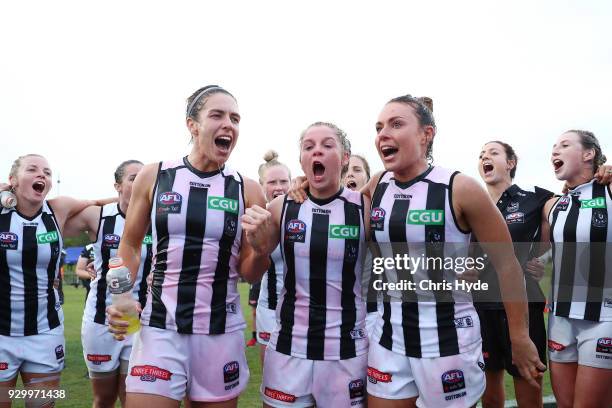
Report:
287,220,306,233
208,196,238,214
37,231,59,244
158,192,182,205
142,235,153,245
407,210,444,225
371,207,386,221
329,225,359,239
442,370,464,383
104,234,120,243
0,232,17,243
580,197,606,209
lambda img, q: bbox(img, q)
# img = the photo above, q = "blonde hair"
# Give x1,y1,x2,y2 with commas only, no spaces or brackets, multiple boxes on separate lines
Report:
258,150,290,184
9,154,46,180
299,122,352,176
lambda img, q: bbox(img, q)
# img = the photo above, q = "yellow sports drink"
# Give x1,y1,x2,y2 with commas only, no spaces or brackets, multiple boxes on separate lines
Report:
107,257,140,335
122,313,141,334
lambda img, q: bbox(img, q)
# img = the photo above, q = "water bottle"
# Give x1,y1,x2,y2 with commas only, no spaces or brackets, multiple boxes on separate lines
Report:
0,191,17,209
106,257,141,334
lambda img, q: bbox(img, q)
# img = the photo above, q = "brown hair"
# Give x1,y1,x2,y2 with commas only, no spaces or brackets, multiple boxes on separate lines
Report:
486,141,518,179
114,160,143,184
186,85,235,120
388,95,436,163
566,130,607,172
350,154,371,181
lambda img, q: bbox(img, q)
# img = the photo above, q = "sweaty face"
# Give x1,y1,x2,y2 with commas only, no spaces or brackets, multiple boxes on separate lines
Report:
375,102,431,173
190,93,240,166
300,126,347,194
115,163,143,203
478,143,513,185
551,132,590,181
344,156,369,191
10,155,52,204
262,165,290,202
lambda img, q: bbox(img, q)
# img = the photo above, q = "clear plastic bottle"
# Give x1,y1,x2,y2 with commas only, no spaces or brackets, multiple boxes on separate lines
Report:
106,257,141,334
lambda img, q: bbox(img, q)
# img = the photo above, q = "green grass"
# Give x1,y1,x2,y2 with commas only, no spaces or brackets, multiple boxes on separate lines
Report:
13,274,554,407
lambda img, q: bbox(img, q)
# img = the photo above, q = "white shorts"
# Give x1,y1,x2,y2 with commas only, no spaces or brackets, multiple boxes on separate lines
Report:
81,319,134,374
262,347,367,407
126,326,249,402
367,340,485,408
548,314,612,369
366,312,378,340
0,325,65,381
256,306,277,346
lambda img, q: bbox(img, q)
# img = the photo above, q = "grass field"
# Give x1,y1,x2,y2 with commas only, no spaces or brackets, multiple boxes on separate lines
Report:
12,277,555,407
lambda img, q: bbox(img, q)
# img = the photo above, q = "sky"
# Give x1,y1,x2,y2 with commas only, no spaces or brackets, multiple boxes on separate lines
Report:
1,0,610,199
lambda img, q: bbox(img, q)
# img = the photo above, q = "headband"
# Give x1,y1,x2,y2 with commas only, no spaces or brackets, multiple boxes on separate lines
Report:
186,86,223,117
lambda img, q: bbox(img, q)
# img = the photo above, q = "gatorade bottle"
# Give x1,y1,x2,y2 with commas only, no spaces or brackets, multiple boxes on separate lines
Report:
106,257,141,334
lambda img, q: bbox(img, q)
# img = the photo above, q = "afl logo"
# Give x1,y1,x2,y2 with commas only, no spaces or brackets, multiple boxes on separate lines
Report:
371,207,386,221
441,369,465,393
596,337,612,354
157,192,182,214
285,219,306,243
223,361,239,383
0,232,18,250
556,196,571,211
348,379,365,399
104,234,120,243
287,219,306,233
158,192,182,205
371,207,386,231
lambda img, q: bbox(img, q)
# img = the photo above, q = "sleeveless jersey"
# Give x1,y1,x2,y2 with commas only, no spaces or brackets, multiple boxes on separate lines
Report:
258,245,283,311
549,180,612,322
0,201,63,336
83,203,152,325
140,158,246,334
370,167,479,358
269,188,367,360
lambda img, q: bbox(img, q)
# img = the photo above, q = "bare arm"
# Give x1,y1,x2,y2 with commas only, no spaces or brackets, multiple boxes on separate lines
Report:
117,163,156,284
62,205,100,240
453,174,546,385
362,194,372,240
238,177,274,283
535,197,557,256
49,195,116,234
360,171,384,201
75,256,94,280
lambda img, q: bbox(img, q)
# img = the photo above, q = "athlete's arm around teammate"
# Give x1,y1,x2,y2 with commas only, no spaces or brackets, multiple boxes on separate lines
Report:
451,173,547,384
539,130,611,408
0,154,115,407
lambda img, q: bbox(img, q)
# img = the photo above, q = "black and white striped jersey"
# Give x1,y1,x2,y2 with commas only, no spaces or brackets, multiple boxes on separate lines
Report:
269,188,367,360
549,180,612,322
83,203,152,325
258,245,283,311
140,158,246,334
370,167,480,358
0,202,63,336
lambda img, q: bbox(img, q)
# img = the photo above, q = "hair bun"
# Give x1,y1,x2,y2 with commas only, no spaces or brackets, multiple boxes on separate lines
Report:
599,154,607,166
418,96,434,112
263,150,279,162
